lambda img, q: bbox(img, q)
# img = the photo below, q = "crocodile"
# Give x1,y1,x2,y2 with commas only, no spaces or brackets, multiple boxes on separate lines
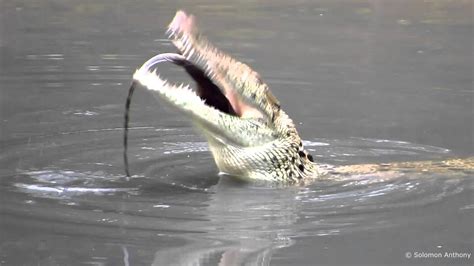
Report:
125,10,473,184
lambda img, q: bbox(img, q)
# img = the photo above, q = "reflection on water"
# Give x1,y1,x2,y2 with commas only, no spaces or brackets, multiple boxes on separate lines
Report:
1,0,473,265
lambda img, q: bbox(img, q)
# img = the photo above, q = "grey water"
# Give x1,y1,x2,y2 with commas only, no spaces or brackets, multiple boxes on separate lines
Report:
1,1,473,265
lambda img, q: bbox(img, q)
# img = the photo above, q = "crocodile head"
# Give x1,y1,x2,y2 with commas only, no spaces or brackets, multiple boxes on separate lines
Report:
132,11,321,183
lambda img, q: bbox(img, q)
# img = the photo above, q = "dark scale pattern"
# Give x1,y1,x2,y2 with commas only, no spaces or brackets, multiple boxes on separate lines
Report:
298,164,305,172
271,155,278,163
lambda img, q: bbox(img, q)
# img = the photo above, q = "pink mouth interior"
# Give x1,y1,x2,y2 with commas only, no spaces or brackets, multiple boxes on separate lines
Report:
169,11,263,119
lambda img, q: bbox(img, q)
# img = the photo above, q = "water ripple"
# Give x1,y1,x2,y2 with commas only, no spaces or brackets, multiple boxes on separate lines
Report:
13,169,138,200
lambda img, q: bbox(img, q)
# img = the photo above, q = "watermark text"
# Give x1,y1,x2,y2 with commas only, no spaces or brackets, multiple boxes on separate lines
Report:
405,251,471,260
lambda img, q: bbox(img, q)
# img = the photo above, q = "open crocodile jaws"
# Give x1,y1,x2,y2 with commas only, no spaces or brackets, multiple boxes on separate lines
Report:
133,10,320,183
